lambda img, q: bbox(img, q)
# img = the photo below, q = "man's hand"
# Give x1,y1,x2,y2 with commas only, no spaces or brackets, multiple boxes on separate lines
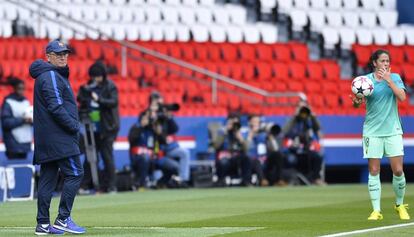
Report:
91,92,99,102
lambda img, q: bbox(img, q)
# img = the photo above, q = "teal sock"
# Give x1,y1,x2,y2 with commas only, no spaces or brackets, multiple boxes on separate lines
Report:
368,174,381,211
393,173,406,206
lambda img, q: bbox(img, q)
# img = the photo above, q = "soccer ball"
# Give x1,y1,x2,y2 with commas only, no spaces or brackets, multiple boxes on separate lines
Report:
351,76,374,98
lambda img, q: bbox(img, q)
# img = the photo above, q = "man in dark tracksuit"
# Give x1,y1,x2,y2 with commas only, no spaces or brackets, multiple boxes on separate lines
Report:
29,40,85,235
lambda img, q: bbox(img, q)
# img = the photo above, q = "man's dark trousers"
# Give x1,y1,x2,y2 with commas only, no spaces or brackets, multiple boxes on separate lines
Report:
82,135,116,191
37,156,83,224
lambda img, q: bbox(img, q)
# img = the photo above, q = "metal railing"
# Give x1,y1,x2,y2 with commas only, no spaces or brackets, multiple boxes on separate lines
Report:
5,0,307,107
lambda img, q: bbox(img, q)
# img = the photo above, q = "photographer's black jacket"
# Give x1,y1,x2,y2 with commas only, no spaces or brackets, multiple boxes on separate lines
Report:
29,59,80,164
83,78,120,139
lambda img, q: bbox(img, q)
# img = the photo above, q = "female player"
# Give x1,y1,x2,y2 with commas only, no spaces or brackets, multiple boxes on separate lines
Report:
352,49,409,221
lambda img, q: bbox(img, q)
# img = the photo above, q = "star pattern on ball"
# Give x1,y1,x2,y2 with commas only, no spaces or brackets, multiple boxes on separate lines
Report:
357,86,364,94
360,77,369,83
368,84,374,92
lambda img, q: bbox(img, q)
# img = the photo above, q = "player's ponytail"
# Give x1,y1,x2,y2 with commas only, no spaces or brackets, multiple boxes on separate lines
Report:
368,49,390,71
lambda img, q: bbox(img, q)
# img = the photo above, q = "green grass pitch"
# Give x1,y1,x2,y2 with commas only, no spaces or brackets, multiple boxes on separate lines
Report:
1,184,414,236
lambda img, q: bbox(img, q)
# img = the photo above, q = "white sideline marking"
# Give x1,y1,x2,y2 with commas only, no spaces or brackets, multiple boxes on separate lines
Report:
319,222,414,237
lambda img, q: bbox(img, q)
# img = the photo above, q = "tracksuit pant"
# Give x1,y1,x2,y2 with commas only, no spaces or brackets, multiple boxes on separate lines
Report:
37,156,83,224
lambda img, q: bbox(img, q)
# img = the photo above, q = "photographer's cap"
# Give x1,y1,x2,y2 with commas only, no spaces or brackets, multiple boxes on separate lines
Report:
46,40,70,54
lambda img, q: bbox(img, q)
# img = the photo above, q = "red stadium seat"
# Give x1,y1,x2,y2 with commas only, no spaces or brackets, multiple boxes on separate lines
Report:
273,44,291,62
128,61,143,78
386,45,404,65
88,41,103,60
1,61,13,77
389,65,402,75
339,94,353,108
272,62,289,79
207,43,221,62
352,44,371,67
217,63,232,77
194,43,209,61
221,43,238,62
260,81,273,91
168,43,182,59
289,62,306,79
103,43,120,61
272,79,287,91
307,62,323,80
321,81,337,93
168,63,183,79
242,62,255,80
404,46,414,64
34,40,47,59
71,40,89,59
289,42,309,63
322,61,340,80
256,44,273,61
4,41,16,59
229,62,243,80
287,80,304,92
156,61,169,79
154,43,169,55
239,43,255,62
324,94,340,108
255,62,273,80
339,80,352,95
182,44,195,61
143,63,156,78
309,96,324,108
402,64,414,82
305,80,322,93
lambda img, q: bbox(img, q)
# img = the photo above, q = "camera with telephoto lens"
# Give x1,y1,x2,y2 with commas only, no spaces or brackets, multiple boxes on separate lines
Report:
151,103,180,125
77,83,97,113
269,124,281,137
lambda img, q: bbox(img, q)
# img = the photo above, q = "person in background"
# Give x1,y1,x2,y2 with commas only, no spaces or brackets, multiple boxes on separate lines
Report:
265,123,287,186
78,62,120,193
243,114,268,186
128,111,154,190
351,49,409,221
283,105,325,186
212,113,250,186
1,78,32,160
129,108,181,188
147,92,190,187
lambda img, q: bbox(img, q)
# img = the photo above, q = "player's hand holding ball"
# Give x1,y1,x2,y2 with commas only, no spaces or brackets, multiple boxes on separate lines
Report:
350,76,374,107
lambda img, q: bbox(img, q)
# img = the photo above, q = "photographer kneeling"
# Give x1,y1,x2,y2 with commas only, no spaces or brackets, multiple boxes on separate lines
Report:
147,92,190,187
283,105,325,186
77,62,120,193
212,114,250,186
129,110,180,188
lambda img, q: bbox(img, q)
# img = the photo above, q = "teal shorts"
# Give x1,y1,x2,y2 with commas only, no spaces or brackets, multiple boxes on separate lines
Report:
363,135,404,159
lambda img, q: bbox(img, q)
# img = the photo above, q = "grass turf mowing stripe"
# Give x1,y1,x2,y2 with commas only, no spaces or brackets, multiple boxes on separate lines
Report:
318,222,414,237
0,226,264,237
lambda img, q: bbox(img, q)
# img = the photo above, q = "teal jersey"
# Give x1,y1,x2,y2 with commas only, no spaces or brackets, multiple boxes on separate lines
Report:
363,73,406,137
